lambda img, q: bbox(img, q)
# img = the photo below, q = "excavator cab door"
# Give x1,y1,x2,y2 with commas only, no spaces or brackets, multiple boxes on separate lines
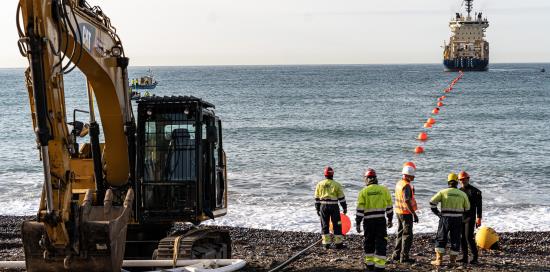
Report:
135,96,227,225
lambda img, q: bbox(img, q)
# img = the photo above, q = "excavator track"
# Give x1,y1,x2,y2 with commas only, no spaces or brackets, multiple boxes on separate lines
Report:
155,229,231,261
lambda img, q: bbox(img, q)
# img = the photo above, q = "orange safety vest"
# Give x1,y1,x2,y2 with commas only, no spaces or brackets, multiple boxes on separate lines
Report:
394,179,418,214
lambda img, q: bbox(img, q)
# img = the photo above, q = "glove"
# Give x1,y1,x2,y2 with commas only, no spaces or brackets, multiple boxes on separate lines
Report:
316,210,320,217
412,213,419,223
476,218,481,228
343,209,347,215
387,221,393,229
356,224,361,233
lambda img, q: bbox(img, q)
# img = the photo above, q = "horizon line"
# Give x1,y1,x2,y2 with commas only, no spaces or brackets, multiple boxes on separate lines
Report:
1,61,548,69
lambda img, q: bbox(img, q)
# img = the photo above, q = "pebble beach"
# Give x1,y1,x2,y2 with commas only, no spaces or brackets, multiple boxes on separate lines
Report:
1,216,549,271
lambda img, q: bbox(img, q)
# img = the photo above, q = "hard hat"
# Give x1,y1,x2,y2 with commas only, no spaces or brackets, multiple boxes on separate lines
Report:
458,171,470,180
364,168,377,178
402,166,415,176
324,166,334,177
448,172,458,182
403,161,416,170
476,226,499,250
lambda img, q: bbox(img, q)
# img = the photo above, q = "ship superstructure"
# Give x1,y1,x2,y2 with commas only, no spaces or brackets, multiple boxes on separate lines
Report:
443,0,489,71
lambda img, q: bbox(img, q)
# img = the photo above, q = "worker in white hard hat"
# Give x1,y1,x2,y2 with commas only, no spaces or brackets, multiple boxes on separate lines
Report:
390,166,419,264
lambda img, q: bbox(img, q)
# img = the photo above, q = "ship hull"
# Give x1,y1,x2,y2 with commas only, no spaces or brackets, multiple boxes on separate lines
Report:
129,82,158,90
444,58,488,72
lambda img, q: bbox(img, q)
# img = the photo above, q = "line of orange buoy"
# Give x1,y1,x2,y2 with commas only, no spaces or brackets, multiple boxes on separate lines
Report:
414,71,464,155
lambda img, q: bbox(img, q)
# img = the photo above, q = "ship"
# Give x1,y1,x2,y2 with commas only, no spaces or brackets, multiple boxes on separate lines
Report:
130,69,158,90
443,0,489,71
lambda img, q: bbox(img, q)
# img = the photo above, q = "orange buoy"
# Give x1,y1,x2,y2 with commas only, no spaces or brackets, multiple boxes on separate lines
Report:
403,161,417,170
423,122,432,128
442,96,446,99
329,213,351,235
444,89,450,93
437,101,444,107
414,146,424,154
427,118,436,125
437,97,443,101
417,132,428,141
432,108,440,114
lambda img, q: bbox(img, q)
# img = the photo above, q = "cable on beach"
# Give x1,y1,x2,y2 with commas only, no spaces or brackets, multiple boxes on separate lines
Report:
267,239,322,272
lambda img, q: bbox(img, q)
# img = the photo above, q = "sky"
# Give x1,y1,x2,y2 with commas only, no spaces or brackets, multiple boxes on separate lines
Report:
1,0,549,67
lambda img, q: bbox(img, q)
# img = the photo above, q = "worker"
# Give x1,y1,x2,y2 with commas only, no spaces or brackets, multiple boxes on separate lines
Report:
429,172,470,266
390,166,418,264
356,168,393,271
315,166,347,249
458,171,482,264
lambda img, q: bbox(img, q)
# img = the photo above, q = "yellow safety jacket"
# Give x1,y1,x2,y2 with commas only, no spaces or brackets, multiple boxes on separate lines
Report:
356,184,393,222
394,179,417,214
430,187,470,217
315,179,346,205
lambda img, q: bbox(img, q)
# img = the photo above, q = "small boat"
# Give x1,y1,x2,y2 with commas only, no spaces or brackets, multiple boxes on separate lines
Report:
542,68,546,73
130,69,158,90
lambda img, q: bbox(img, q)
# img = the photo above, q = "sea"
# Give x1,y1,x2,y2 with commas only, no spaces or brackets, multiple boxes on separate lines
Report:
1,64,549,234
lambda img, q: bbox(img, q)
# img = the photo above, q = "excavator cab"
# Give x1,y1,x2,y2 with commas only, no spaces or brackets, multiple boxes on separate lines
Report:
135,96,227,224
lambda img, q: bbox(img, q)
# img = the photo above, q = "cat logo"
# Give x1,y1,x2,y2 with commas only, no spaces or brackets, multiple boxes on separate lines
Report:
82,25,91,51
79,23,96,53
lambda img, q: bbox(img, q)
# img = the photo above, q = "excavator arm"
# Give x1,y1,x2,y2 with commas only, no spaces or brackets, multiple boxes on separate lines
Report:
17,0,135,270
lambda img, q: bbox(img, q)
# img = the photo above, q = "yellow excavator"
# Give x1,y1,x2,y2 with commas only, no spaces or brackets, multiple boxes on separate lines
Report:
16,0,229,271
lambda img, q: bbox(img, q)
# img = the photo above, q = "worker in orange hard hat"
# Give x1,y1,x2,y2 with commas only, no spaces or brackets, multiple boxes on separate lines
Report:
458,171,482,264
315,166,347,249
390,166,419,264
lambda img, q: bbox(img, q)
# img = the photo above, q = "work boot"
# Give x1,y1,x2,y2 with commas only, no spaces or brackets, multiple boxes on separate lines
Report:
390,254,400,262
449,254,457,267
469,255,479,265
374,268,385,272
400,257,416,264
430,251,443,266
323,244,330,249
335,243,345,249
457,255,468,264
365,264,375,271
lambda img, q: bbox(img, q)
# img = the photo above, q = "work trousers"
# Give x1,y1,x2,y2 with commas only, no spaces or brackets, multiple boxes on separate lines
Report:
393,214,413,259
320,204,342,244
461,217,478,259
363,218,387,269
436,216,462,255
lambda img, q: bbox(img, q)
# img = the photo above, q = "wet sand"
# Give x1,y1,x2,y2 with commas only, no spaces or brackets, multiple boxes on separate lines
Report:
1,216,549,271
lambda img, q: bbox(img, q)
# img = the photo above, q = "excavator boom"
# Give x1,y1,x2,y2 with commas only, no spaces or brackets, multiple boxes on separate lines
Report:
17,0,134,270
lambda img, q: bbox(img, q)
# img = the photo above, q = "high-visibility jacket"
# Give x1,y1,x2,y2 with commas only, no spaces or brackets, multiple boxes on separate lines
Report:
430,187,470,217
394,179,417,214
356,184,393,223
315,179,346,207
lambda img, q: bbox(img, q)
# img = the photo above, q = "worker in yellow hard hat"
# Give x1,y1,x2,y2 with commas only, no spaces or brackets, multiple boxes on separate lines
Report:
390,166,418,264
356,168,393,271
458,171,482,264
315,166,347,249
429,172,470,267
